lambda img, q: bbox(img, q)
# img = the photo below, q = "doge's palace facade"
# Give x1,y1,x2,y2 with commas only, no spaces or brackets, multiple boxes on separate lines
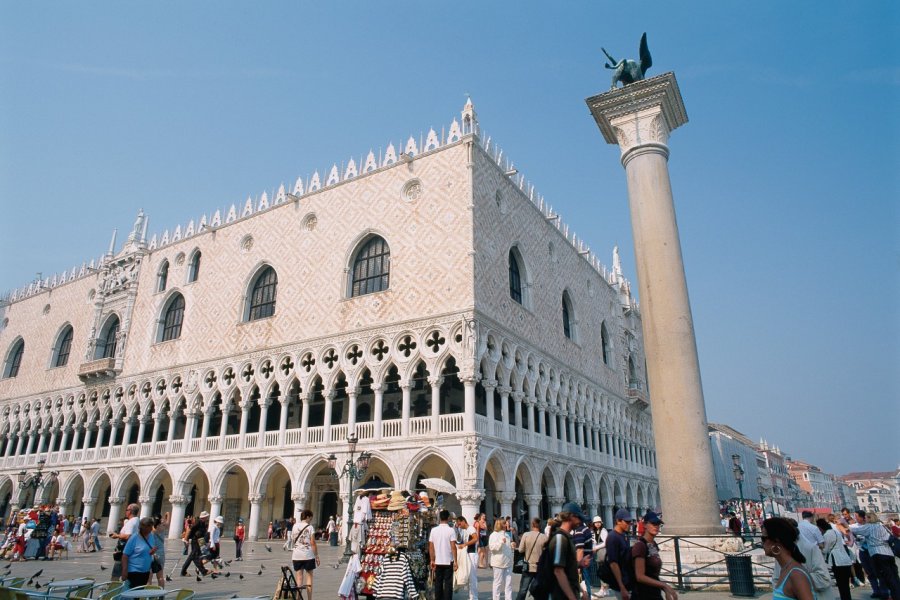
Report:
0,101,658,539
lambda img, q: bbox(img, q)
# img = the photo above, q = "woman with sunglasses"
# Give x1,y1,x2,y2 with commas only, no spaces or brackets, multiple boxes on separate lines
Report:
761,517,815,600
631,512,677,600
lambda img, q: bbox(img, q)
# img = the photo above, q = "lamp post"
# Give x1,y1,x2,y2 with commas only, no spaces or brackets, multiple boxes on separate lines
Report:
17,457,59,507
731,454,750,538
328,434,370,564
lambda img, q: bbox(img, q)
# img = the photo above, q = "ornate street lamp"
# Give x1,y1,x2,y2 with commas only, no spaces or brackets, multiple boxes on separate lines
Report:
17,458,59,505
731,454,750,538
328,434,371,564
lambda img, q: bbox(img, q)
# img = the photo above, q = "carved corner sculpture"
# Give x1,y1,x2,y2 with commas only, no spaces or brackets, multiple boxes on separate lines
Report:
602,32,652,89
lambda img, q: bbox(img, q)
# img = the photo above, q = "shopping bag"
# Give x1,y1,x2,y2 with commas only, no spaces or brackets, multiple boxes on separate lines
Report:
453,548,471,589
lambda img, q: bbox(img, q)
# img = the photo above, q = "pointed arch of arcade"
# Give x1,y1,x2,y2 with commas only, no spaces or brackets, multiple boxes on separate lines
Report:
0,475,13,519
401,446,462,492
513,456,538,496
112,467,141,500
358,451,400,489
482,447,512,491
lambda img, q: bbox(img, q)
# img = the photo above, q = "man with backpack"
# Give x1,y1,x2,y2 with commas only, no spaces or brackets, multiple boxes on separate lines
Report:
546,502,590,600
606,509,634,600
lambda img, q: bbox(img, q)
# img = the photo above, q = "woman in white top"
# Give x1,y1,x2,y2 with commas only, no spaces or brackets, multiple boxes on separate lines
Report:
820,518,852,600
291,509,319,600
488,519,513,600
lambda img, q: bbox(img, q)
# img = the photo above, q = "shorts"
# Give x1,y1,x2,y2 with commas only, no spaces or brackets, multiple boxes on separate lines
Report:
479,537,488,548
293,559,317,572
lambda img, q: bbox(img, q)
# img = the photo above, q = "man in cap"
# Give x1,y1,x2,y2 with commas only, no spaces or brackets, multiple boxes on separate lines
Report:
571,506,595,598
548,502,589,600
606,509,634,600
181,511,210,577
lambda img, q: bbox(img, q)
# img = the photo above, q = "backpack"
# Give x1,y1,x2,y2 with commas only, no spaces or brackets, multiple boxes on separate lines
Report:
529,531,563,600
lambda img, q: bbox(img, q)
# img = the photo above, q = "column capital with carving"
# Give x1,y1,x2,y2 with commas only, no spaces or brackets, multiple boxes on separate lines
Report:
456,489,485,504
482,379,497,391
523,494,544,505
248,494,265,504
107,496,124,506
497,491,518,504
82,496,97,505
497,385,511,397
427,376,444,388
168,495,188,506
208,495,224,504
55,497,68,507
138,495,152,504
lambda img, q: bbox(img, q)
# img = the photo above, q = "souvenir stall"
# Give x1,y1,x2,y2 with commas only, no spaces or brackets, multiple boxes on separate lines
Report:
355,489,435,598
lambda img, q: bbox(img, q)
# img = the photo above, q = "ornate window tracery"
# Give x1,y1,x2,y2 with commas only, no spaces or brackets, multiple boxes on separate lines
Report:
187,251,201,283
97,316,120,360
160,294,185,342
54,325,73,368
3,339,24,378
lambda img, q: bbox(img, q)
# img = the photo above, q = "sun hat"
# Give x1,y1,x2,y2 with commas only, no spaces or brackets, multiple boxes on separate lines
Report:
592,515,603,524
199,511,210,519
214,515,224,524
387,490,407,511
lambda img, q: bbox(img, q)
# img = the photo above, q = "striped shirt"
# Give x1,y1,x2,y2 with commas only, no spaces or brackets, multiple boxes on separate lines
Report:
374,553,416,600
849,523,893,557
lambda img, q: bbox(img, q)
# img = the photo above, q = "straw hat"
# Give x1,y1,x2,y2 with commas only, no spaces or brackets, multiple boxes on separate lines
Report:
371,493,389,510
387,490,407,511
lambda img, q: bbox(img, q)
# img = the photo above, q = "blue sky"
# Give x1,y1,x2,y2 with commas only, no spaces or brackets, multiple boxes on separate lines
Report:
1,2,897,475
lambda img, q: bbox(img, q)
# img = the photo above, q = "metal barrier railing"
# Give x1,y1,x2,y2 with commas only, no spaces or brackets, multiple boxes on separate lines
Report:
586,534,774,592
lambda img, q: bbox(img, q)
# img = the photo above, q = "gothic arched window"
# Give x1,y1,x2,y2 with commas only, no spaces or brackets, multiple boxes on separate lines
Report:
159,293,185,342
351,236,390,297
97,316,120,360
53,325,74,368
562,291,574,340
509,249,522,304
3,339,24,379
601,322,610,366
157,260,169,293
187,250,201,283
247,266,278,321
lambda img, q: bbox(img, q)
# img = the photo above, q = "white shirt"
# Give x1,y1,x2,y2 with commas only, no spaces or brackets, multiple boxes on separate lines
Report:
353,495,371,525
208,523,221,546
291,520,315,561
799,519,825,547
429,523,456,565
120,516,139,537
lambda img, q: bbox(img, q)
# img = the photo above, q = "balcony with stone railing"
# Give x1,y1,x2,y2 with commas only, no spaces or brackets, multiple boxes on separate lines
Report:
627,380,649,409
77,357,119,381
0,411,656,479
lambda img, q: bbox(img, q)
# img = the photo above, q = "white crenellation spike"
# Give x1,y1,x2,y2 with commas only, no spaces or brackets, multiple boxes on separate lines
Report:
211,209,222,227
344,158,358,179
293,176,304,196
241,197,253,218
308,171,321,191
258,191,269,211
172,225,182,242
447,119,462,143
424,128,439,152
404,136,418,156
363,151,377,173
275,183,286,204
326,164,339,186
382,143,397,166
185,220,195,237
226,204,237,223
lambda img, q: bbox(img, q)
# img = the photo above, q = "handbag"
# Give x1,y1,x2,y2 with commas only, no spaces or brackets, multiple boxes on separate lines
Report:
514,533,540,575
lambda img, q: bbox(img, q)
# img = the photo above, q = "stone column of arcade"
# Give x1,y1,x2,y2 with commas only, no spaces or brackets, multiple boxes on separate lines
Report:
168,495,188,540
106,497,124,534
586,72,720,535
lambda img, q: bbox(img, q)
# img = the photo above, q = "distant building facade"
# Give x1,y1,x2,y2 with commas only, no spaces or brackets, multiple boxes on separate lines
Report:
787,459,839,510
708,423,761,502
841,470,900,518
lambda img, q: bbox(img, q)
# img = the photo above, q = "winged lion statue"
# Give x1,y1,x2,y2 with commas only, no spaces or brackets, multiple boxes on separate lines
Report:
602,32,652,89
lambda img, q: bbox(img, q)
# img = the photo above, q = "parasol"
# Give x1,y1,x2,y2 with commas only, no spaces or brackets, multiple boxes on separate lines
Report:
419,477,457,494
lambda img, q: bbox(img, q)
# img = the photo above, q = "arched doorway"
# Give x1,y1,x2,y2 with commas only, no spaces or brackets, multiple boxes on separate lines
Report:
219,464,250,538
407,451,459,516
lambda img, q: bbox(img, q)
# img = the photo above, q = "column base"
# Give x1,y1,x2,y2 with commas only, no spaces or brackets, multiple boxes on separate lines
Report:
655,535,772,591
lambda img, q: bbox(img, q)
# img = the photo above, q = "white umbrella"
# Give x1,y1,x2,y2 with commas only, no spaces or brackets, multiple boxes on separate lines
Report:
419,478,457,494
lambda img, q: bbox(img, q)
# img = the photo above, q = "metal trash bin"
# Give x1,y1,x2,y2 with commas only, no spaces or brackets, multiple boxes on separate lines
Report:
725,554,756,597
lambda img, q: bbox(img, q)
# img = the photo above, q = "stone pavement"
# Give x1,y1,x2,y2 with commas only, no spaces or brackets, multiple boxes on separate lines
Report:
0,540,884,600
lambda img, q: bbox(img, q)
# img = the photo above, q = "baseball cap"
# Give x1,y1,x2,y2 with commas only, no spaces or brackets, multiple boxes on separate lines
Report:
614,508,634,522
592,516,603,524
642,511,664,525
561,502,588,523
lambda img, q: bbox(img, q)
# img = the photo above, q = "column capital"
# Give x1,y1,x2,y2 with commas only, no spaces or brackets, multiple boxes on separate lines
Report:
456,489,485,504
511,391,525,402
482,379,497,391
108,496,124,505
248,494,265,504
168,495,188,506
497,385,511,397
497,491,518,504
548,496,567,506
208,495,224,504
82,496,97,505
55,497,68,507
536,401,548,411
585,72,687,162
138,495,152,504
427,376,444,388
460,374,479,385
371,384,384,393
290,493,307,504
523,494,544,505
